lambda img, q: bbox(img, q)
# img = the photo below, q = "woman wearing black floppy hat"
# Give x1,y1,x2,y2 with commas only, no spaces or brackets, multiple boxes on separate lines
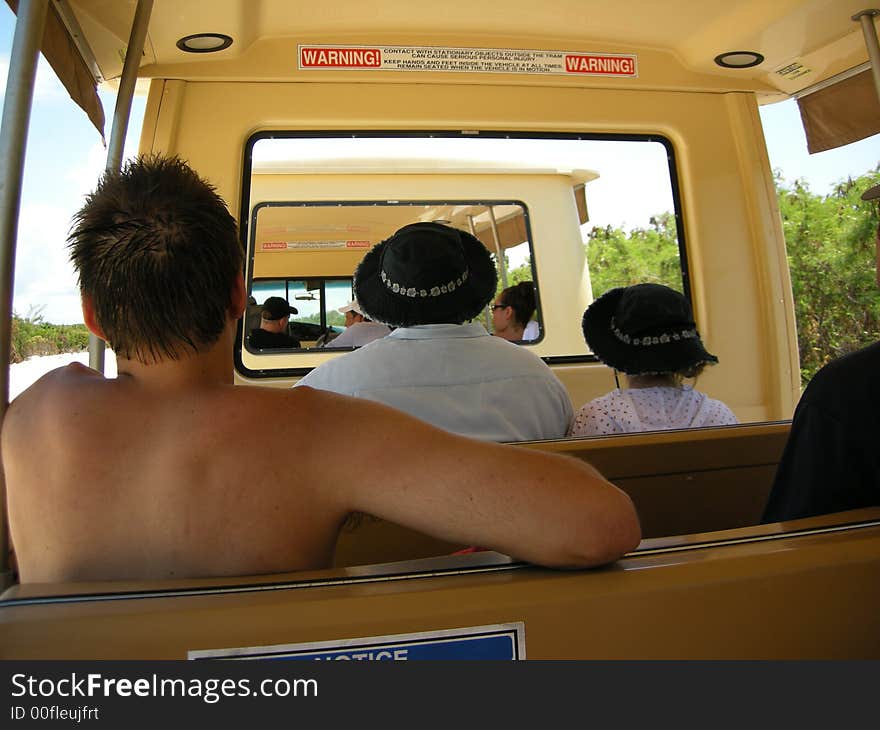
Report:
570,283,737,436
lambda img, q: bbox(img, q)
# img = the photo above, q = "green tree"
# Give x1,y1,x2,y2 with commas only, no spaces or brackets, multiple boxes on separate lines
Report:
585,211,683,297
299,311,345,327
580,172,880,388
777,170,880,385
491,252,536,300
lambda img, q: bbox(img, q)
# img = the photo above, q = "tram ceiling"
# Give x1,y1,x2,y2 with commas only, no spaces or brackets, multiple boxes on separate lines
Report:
8,1,878,141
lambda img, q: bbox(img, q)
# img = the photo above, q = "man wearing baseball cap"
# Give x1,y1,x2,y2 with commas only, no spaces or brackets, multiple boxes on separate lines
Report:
249,296,300,349
322,299,390,348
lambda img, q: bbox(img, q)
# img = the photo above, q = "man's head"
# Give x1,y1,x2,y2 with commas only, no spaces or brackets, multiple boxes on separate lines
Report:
354,222,497,327
68,155,244,363
260,296,297,332
338,299,366,327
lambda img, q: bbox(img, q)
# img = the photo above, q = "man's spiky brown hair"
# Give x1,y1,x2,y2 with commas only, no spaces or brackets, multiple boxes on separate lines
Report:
68,155,243,362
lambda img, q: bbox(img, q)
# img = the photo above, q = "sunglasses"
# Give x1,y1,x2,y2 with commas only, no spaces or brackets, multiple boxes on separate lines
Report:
491,303,508,310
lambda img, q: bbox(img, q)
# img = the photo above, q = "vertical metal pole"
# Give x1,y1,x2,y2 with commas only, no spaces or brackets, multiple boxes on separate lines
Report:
487,205,508,289
468,214,492,329
88,0,154,372
0,0,50,588
853,10,880,286
853,10,880,102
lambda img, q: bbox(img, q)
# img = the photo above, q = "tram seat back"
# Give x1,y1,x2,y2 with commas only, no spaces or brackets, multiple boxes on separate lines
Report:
333,421,791,566
525,422,790,537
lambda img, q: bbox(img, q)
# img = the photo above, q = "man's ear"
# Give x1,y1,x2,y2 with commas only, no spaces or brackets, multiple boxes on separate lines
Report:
81,296,106,340
230,274,247,319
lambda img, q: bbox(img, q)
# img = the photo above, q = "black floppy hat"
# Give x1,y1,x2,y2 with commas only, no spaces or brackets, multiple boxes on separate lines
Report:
354,222,498,327
582,283,718,376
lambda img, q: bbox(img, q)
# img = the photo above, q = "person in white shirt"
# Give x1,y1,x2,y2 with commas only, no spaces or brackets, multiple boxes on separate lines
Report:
298,222,572,441
322,299,390,348
570,283,737,436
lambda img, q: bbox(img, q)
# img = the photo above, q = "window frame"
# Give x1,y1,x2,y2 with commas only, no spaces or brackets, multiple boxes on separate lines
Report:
234,130,690,377
245,276,355,355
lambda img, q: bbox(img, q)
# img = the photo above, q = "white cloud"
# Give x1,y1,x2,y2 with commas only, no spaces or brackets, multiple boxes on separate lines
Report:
66,141,109,197
0,55,67,116
0,50,88,323
33,56,67,103
12,201,82,324
12,138,146,325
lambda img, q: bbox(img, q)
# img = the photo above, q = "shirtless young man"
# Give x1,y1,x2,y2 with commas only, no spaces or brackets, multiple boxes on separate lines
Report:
2,156,640,584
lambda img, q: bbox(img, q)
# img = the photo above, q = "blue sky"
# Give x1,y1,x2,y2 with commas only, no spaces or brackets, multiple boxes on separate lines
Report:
1,5,879,324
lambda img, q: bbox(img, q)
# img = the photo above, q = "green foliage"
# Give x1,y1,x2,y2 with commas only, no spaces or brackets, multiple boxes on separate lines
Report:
579,170,880,389
298,311,345,327
10,307,90,364
585,212,683,297
777,170,880,385
492,253,536,300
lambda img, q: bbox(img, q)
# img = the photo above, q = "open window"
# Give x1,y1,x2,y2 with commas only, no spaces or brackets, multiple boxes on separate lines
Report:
235,133,686,379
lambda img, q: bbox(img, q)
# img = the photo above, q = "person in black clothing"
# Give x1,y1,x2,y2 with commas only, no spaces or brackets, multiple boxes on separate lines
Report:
762,340,880,522
249,296,300,349
763,182,880,522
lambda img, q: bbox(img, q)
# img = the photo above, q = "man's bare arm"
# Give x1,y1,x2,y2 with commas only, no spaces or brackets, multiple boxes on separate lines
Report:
303,388,641,568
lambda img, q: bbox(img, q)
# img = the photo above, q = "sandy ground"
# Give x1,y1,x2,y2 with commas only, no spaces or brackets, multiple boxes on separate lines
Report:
8,350,118,401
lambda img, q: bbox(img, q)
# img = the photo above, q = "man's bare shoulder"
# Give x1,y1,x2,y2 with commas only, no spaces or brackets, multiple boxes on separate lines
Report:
17,361,101,392
5,362,98,419
3,363,109,448
236,383,409,438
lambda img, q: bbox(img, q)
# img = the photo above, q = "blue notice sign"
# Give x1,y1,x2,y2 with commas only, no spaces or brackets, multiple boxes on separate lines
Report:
189,622,526,660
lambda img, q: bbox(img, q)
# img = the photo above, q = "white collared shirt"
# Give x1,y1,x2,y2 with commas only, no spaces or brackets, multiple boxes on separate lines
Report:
322,321,391,348
297,323,573,442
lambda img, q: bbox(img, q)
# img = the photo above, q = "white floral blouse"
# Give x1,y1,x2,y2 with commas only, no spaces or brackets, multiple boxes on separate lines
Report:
569,385,738,436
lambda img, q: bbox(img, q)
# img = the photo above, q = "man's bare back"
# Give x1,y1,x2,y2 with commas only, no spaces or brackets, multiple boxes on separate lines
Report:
2,155,640,584
5,361,346,581
4,351,640,583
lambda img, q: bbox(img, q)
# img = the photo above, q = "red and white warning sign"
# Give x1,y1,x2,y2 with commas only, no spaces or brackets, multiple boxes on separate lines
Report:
299,47,382,68
261,240,371,251
299,45,638,78
563,54,636,76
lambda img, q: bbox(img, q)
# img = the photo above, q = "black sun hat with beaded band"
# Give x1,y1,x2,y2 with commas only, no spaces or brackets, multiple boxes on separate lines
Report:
582,283,719,376
354,221,498,328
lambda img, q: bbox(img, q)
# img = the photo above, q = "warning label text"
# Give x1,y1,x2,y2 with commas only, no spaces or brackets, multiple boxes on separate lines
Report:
297,45,638,78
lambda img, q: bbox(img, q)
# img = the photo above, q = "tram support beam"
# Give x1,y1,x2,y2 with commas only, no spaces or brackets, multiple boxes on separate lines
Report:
487,206,508,290
853,9,880,103
0,0,50,589
88,0,154,373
